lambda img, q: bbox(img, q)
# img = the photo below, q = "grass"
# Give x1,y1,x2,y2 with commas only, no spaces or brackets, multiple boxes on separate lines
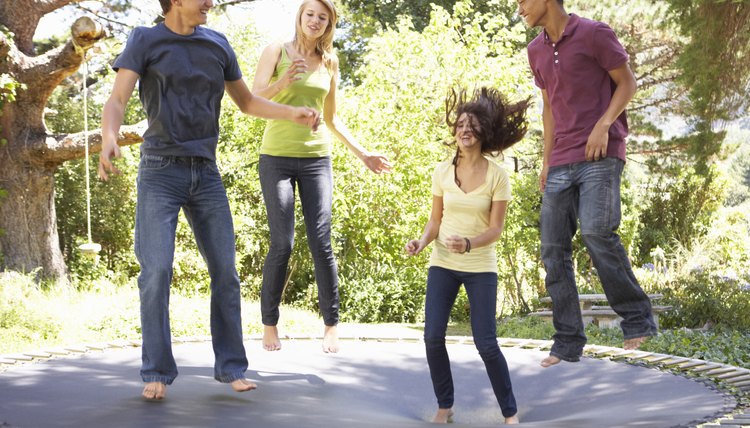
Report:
0,271,322,355
3,271,750,372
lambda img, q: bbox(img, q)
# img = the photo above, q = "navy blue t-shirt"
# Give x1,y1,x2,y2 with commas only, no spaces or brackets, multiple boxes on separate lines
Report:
113,23,242,160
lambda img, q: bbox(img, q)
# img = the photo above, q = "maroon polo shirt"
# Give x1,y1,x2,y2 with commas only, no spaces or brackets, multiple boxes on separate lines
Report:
527,14,630,167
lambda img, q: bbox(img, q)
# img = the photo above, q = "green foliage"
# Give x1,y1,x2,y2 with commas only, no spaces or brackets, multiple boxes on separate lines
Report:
664,0,750,122
0,273,62,351
725,128,750,206
337,0,530,84
497,171,543,314
659,271,750,330
643,327,750,369
340,267,426,322
636,166,726,262
496,316,556,339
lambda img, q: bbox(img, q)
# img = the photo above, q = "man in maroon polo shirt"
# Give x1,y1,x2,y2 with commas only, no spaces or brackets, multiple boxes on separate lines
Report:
518,0,657,367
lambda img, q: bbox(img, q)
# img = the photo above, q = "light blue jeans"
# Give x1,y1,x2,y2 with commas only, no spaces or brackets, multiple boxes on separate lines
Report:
258,155,339,327
541,158,656,361
135,154,248,384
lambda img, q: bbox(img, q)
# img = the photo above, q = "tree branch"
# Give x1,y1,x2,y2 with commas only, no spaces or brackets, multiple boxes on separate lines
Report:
37,0,78,15
72,3,132,29
43,121,147,165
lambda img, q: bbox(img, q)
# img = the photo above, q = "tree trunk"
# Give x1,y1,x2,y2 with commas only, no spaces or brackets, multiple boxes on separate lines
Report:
0,11,137,279
0,154,66,277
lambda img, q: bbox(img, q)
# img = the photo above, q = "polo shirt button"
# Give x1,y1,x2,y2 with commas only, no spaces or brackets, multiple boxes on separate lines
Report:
555,60,559,64
554,51,559,55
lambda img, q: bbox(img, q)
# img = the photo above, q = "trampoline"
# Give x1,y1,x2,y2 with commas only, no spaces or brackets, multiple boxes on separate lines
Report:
0,336,737,428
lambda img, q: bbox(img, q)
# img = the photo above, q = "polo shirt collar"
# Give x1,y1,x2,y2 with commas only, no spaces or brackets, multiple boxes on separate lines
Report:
542,13,580,45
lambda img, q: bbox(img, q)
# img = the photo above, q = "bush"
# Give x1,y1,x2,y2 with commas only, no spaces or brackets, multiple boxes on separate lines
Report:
659,270,750,330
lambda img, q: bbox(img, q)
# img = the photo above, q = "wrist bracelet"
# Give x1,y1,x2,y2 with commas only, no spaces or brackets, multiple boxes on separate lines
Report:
464,237,471,254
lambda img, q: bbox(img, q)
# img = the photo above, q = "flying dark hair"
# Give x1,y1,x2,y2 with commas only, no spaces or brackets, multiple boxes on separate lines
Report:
159,0,171,15
444,87,529,185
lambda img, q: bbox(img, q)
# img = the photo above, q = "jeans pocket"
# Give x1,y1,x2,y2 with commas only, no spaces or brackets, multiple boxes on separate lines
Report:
140,154,172,170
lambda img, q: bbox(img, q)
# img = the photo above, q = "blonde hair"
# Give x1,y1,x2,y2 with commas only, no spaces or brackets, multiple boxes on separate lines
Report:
293,0,337,72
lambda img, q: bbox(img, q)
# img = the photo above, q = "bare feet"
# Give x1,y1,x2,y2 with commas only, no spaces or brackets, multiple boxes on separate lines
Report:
432,408,454,423
263,325,282,351
231,378,257,392
323,325,339,353
540,355,561,368
142,382,166,400
505,414,520,424
623,336,648,350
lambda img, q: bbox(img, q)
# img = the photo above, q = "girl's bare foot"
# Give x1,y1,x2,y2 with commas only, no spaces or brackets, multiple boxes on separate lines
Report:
142,382,166,400
505,414,520,424
623,336,648,350
323,325,339,353
540,355,561,368
432,408,454,423
263,325,282,351
231,378,257,392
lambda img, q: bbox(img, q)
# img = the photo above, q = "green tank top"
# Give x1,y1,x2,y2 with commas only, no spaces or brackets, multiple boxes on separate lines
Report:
260,45,333,157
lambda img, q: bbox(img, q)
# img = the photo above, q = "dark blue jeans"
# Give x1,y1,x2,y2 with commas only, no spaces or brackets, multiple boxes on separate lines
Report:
541,158,656,361
135,154,248,384
258,155,339,326
424,266,517,418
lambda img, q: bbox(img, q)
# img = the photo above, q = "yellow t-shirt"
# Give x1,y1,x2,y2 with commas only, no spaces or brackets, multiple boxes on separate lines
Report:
260,46,332,157
429,159,512,273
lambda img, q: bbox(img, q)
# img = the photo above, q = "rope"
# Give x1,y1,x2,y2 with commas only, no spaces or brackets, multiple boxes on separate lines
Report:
81,51,93,246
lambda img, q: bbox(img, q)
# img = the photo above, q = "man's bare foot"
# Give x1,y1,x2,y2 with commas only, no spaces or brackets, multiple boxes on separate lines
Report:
263,325,281,351
323,325,339,353
432,408,454,423
623,336,648,350
505,414,520,424
540,355,561,368
231,378,257,392
142,382,166,400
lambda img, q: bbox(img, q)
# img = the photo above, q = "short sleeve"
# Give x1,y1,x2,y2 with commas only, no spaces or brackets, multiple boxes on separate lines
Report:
592,23,629,71
431,164,445,197
113,27,146,75
531,66,546,90
527,40,546,90
221,35,242,81
491,166,512,201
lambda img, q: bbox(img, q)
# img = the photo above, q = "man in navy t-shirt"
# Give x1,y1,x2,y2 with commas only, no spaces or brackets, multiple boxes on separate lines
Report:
518,0,657,367
98,0,319,400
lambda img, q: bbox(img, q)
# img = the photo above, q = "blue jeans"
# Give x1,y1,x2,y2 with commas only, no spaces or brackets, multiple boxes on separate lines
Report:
258,155,339,326
135,154,248,384
541,158,656,361
424,266,517,418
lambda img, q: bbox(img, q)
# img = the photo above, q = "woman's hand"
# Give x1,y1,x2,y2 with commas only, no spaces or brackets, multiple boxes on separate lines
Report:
445,235,469,253
362,152,393,174
279,58,308,90
405,239,426,256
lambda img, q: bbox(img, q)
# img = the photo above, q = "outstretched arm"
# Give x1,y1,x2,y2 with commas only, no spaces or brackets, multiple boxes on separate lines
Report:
324,59,392,174
98,68,139,181
585,63,637,161
225,78,320,130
